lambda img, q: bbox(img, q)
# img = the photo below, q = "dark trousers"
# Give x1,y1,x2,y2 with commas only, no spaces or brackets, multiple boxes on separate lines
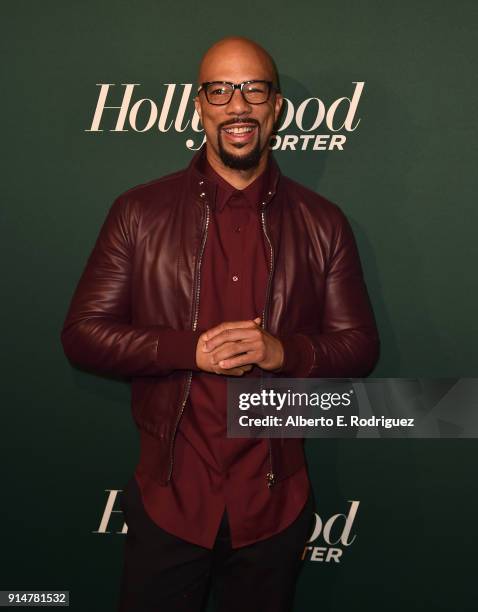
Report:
118,477,315,612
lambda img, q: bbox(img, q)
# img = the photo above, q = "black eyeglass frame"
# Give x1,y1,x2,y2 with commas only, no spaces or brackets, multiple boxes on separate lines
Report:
197,80,279,105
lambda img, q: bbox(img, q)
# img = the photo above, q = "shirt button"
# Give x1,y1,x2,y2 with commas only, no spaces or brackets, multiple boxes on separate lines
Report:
232,275,239,282
235,226,241,232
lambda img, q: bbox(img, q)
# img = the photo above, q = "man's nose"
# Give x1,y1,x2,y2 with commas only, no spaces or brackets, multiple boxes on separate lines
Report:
225,87,252,114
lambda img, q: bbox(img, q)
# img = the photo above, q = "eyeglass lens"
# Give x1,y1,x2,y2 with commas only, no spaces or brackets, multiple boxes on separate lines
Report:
206,82,270,104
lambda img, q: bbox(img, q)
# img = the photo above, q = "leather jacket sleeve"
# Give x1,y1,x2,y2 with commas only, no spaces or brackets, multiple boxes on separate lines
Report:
276,210,379,378
60,196,201,378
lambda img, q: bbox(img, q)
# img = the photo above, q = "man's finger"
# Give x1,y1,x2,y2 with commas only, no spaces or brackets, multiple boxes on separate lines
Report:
219,367,246,376
203,329,259,352
203,318,261,343
210,341,257,365
215,363,253,376
217,352,257,370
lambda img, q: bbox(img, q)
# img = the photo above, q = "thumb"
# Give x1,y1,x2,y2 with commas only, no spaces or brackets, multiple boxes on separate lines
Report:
253,317,262,325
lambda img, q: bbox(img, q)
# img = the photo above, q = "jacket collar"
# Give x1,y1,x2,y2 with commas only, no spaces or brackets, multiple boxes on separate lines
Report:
187,145,281,209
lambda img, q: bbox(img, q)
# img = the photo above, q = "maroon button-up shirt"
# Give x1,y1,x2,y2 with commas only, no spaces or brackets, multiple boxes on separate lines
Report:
134,152,310,549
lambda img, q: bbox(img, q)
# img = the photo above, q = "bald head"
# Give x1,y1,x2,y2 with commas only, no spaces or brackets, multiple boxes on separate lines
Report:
194,36,283,180
197,36,280,90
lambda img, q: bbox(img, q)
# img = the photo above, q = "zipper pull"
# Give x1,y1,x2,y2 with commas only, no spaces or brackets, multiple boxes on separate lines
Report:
266,471,276,488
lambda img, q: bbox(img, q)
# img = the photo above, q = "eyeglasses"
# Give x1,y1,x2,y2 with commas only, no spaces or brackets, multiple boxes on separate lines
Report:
197,80,277,105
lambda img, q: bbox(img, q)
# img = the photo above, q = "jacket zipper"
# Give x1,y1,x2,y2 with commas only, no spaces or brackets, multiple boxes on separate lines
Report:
167,202,210,482
261,205,276,489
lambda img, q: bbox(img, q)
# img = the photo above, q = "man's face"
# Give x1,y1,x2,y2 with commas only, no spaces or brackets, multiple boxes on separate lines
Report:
194,48,283,170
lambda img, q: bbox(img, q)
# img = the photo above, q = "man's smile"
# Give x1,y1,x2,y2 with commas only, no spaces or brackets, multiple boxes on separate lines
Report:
220,122,259,145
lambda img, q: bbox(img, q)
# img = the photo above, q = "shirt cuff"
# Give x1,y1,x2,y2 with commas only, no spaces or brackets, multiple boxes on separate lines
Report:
273,333,315,377
156,329,202,371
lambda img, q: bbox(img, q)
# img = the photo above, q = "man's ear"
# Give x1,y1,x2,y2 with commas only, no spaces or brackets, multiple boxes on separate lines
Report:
274,92,284,125
194,95,202,122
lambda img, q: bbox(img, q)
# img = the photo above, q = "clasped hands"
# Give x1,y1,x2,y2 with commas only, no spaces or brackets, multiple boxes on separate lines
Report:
195,317,284,376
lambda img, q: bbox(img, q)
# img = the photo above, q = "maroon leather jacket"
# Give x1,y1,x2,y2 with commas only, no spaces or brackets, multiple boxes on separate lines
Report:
61,148,379,486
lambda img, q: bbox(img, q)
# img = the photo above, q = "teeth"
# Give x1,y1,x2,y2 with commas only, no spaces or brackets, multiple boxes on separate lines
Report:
224,126,255,134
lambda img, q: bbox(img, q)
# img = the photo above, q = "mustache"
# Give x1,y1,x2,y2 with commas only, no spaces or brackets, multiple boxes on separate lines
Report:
218,118,260,130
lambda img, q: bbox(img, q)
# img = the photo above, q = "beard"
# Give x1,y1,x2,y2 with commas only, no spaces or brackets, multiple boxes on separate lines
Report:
217,129,262,170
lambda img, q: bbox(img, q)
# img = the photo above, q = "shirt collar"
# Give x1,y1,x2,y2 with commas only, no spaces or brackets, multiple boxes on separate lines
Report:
197,148,272,212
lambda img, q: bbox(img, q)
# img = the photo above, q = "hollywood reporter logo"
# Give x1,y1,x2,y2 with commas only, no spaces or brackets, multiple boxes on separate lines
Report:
86,82,364,151
94,489,359,564
303,500,359,563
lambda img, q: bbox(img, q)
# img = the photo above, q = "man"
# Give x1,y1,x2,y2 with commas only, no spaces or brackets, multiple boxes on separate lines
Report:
61,36,379,611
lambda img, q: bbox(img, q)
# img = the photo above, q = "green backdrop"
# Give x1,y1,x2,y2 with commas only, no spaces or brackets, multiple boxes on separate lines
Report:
2,1,477,610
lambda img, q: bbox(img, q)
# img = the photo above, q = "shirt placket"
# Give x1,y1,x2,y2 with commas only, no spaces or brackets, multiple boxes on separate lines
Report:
227,194,250,320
